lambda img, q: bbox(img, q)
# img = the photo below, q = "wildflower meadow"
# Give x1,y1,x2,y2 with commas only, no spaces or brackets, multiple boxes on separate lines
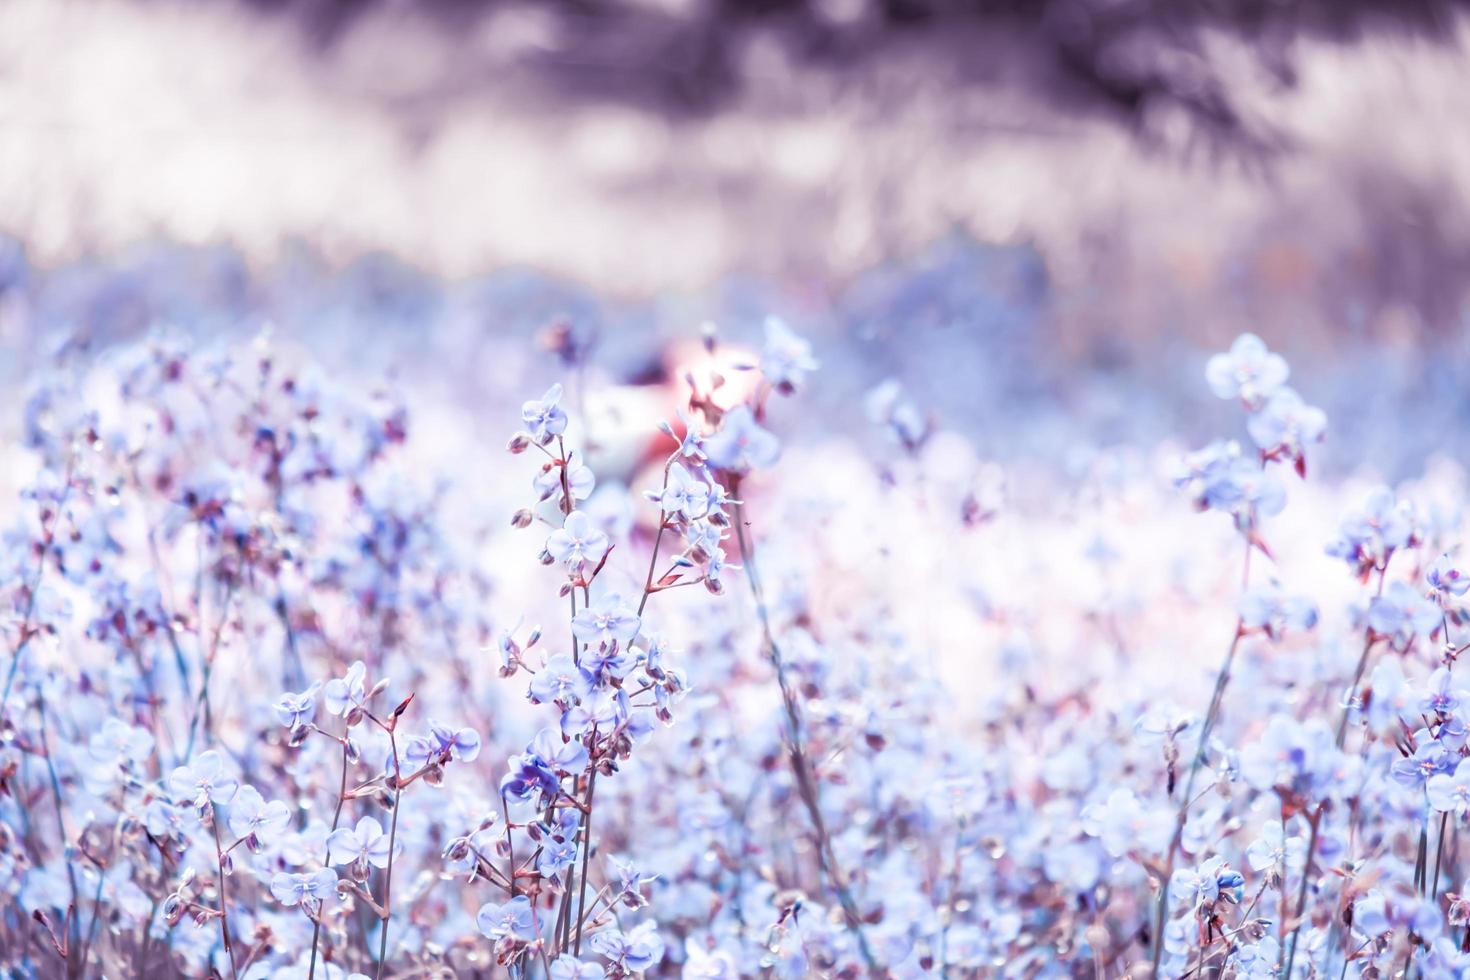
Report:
1,277,1470,980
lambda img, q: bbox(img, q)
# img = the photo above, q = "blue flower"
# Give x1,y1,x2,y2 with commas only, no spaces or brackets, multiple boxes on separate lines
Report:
274,683,320,730
1238,584,1318,639
1428,758,1470,815
521,384,569,444
571,593,641,649
227,786,292,843
1368,581,1440,649
1428,553,1470,597
608,855,659,909
703,406,780,473
547,511,611,568
1420,667,1469,719
760,317,819,392
589,919,665,972
529,727,589,776
476,895,537,941
1246,386,1326,471
167,749,239,809
1245,821,1306,873
1327,487,1416,577
535,452,596,504
1392,741,1453,791
1239,716,1346,800
528,653,595,705
548,955,606,980
87,718,154,774
536,837,578,884
500,728,587,805
1205,333,1289,406
654,462,712,521
326,816,396,870
270,868,338,907
323,660,375,717
403,719,482,769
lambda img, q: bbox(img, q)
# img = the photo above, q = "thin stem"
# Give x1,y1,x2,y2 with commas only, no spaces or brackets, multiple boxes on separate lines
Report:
1151,582,1249,968
210,804,240,979
732,501,876,970
1,464,72,730
308,741,350,980
1281,806,1323,980
375,731,402,979
573,769,598,955
38,698,82,979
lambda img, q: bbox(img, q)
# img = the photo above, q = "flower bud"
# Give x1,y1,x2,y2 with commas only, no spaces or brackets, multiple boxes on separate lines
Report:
507,433,532,454
511,508,534,529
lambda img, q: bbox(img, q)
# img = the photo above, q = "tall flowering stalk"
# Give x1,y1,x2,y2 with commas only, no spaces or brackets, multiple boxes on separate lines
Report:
1151,334,1324,976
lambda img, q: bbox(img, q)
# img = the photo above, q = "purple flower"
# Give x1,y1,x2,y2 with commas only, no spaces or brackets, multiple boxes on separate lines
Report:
500,753,559,805
522,384,569,444
1206,333,1289,405
703,406,780,473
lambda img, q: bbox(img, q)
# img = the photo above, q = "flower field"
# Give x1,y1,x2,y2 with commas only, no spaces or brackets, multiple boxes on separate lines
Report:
1,250,1469,980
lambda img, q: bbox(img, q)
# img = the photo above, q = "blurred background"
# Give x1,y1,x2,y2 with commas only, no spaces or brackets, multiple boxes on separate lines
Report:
1,0,1469,474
